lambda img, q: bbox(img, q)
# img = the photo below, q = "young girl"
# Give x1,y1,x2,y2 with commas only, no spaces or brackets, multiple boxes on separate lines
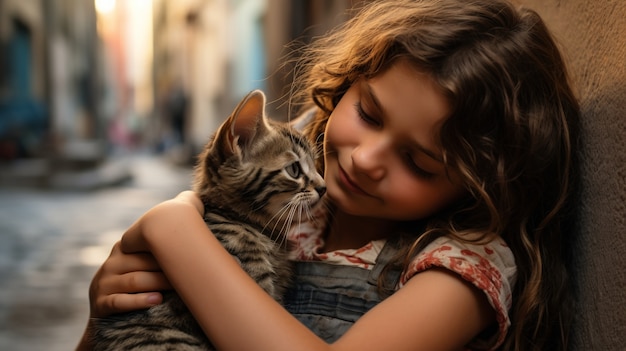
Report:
78,0,579,350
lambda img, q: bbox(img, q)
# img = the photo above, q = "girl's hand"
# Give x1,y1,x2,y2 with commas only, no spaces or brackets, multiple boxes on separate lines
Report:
90,191,204,317
88,241,170,318
77,191,204,350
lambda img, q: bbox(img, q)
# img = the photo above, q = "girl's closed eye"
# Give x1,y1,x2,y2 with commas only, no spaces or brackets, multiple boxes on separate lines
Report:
404,153,436,179
355,102,380,127
354,101,436,179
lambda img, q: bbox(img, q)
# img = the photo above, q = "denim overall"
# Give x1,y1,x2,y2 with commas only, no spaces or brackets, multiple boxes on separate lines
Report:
283,239,402,343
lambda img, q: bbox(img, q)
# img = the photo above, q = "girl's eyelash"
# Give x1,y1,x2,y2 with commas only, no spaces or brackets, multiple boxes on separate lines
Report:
404,154,435,179
354,102,379,126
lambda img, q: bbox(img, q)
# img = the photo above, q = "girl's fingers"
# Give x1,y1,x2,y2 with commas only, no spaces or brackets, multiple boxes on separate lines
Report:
95,292,164,316
90,271,171,317
119,216,150,254
88,195,205,318
104,242,161,274
88,241,172,317
101,270,172,294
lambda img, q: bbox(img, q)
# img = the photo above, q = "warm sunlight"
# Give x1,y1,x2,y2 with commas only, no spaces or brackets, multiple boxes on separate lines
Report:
95,0,116,14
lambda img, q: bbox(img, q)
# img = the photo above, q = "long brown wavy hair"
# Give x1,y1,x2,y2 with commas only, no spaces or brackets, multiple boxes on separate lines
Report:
286,0,580,350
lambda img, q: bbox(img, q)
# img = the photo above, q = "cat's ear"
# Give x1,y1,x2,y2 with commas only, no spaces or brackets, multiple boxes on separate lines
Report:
222,90,269,156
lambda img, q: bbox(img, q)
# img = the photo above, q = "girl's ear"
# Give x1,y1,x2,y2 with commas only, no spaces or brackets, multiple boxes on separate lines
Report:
217,90,269,157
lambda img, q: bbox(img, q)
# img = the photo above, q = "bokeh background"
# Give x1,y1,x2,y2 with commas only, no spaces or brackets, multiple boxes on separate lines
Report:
0,0,362,172
0,1,363,349
0,0,624,350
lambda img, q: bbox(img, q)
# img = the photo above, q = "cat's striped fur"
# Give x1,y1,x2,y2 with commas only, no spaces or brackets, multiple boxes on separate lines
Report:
91,90,325,350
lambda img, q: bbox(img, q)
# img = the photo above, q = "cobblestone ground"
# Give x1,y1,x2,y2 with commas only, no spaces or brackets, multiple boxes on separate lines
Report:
0,154,192,351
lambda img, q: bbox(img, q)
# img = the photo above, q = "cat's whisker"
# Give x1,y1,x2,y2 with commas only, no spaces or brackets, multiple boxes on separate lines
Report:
262,213,283,241
279,202,306,248
283,204,295,229
278,204,297,247
272,207,291,243
288,203,302,236
262,201,296,241
286,201,303,233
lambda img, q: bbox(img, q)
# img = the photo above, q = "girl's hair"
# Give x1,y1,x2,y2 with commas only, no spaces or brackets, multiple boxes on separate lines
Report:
289,0,580,350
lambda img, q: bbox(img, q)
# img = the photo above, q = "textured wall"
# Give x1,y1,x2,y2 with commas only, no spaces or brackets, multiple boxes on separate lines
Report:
516,1,626,350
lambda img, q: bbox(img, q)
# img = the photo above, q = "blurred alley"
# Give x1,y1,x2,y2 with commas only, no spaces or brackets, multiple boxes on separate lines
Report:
0,0,361,349
0,153,191,350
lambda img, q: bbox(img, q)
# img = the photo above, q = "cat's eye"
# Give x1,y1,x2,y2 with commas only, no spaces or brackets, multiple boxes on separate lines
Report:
286,162,302,178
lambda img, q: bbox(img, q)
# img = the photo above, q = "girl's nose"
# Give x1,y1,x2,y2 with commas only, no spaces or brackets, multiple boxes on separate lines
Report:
351,139,387,181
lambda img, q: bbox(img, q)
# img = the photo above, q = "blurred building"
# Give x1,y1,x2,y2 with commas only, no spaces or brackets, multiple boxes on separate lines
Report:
0,0,367,184
151,0,231,162
0,0,113,187
0,0,103,153
0,0,48,160
151,0,364,163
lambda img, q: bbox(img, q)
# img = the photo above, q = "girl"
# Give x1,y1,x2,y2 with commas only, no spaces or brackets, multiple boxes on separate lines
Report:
78,0,579,350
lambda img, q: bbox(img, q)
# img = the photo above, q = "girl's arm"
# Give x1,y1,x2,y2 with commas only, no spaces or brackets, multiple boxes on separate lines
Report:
75,192,201,351
121,194,495,351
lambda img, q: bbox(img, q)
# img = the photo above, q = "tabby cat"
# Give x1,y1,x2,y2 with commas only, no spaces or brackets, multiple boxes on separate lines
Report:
91,90,326,350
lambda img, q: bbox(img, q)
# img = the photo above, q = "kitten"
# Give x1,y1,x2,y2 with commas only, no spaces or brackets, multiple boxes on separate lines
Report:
91,90,326,350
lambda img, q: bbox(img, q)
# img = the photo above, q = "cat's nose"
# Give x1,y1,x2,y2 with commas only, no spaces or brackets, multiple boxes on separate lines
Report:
315,186,326,198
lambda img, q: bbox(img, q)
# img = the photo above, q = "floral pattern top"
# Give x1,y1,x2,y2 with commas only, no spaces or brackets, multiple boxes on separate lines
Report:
288,211,517,350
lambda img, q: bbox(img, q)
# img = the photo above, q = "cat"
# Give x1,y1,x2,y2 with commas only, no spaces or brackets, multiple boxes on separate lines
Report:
91,90,326,350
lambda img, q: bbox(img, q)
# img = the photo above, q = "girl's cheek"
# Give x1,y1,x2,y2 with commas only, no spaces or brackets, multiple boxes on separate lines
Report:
324,115,345,147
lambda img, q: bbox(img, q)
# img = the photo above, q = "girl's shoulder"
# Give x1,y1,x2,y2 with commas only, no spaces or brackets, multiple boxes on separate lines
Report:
399,235,517,294
399,235,517,350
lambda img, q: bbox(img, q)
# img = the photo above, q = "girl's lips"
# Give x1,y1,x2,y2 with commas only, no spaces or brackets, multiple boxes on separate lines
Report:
338,166,371,197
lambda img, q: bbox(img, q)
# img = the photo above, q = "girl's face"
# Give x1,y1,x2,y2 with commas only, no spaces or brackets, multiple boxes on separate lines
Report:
323,60,466,221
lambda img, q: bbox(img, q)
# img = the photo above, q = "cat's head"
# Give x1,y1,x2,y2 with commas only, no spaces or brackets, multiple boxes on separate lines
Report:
194,90,326,231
